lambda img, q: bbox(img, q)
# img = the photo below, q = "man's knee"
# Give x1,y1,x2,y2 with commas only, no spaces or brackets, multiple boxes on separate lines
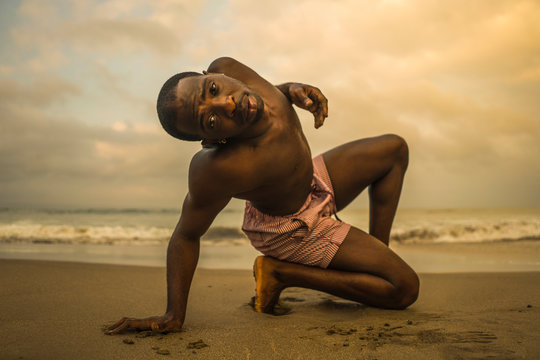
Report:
386,270,419,310
394,271,419,309
381,134,409,170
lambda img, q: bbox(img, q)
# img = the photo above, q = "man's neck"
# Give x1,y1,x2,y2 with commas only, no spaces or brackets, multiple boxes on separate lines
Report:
233,108,273,144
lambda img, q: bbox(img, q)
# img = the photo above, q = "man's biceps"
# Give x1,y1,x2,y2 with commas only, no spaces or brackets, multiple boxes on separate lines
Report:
176,209,216,239
182,196,230,224
191,193,230,211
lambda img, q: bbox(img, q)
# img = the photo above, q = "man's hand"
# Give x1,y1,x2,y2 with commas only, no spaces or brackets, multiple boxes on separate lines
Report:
279,83,329,129
106,313,182,334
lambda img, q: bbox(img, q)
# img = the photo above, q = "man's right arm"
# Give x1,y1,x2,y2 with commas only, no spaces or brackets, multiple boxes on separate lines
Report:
107,153,232,333
163,191,230,328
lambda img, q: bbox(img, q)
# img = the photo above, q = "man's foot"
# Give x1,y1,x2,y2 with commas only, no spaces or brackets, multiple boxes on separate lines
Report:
252,256,286,314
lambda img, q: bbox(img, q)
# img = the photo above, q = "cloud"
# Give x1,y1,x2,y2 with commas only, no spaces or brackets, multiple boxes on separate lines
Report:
5,0,206,74
0,0,539,208
64,18,180,56
0,78,197,208
0,75,80,106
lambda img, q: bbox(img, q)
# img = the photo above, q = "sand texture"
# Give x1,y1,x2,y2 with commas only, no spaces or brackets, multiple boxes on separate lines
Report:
1,259,539,359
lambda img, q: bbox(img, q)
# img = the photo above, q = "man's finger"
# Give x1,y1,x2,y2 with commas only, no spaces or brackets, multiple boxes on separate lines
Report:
306,87,327,115
292,87,312,109
107,319,130,334
315,94,328,118
314,111,325,128
308,98,320,113
109,317,128,330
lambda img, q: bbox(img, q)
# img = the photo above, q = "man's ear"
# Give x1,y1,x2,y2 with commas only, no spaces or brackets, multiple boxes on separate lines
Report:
202,70,222,75
202,70,208,75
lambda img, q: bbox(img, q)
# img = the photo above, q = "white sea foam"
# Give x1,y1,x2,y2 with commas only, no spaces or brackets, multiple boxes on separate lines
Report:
391,219,540,244
0,223,171,246
0,208,539,246
0,223,253,246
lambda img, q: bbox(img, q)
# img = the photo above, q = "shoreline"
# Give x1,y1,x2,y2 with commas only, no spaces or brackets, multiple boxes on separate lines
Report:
1,239,539,273
1,258,539,359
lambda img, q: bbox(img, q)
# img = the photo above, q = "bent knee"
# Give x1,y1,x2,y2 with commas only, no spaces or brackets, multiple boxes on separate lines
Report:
389,271,419,309
382,134,409,170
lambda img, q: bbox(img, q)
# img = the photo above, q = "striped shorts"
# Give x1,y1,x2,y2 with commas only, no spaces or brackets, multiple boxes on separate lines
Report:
242,155,351,268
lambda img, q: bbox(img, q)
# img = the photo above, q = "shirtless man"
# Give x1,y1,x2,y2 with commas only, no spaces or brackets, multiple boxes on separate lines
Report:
107,57,419,334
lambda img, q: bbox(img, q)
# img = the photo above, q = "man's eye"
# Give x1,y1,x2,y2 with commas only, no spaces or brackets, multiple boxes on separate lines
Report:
208,114,216,129
209,82,217,95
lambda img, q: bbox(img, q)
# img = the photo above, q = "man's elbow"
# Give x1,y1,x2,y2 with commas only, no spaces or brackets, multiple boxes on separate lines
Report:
207,56,238,73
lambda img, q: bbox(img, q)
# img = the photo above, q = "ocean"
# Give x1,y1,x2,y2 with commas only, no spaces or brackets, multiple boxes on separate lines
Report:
1,207,539,271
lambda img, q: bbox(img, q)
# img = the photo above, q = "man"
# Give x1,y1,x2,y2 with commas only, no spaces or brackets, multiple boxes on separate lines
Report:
107,57,419,334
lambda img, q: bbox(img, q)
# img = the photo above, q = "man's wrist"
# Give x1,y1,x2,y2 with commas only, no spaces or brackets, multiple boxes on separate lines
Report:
276,83,293,101
165,308,185,321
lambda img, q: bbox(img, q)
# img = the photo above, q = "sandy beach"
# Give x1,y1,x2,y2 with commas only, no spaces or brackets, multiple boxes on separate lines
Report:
1,256,539,359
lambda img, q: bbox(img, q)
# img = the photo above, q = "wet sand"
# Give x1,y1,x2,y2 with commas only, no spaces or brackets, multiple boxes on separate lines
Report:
1,259,539,359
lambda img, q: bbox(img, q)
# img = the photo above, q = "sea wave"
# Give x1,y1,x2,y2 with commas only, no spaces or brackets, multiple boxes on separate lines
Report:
391,219,540,244
1,217,539,246
0,224,249,246
0,207,239,215
0,208,180,215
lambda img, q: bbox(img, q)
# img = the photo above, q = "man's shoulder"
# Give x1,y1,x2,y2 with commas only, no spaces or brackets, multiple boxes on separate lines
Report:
188,147,255,194
190,146,244,172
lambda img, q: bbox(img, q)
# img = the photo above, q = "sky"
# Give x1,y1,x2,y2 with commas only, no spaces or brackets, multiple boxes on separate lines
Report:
0,0,539,210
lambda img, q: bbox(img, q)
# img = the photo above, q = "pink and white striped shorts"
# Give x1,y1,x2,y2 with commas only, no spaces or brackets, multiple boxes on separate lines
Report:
242,155,351,268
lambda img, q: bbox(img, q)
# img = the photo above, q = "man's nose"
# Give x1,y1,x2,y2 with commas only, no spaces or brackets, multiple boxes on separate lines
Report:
214,95,236,117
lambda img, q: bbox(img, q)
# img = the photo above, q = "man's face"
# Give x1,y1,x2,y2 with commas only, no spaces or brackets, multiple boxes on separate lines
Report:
174,73,264,141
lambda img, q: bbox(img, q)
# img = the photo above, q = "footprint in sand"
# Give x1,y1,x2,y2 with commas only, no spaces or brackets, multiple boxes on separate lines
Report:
416,329,446,344
187,339,209,350
416,329,497,345
450,331,497,344
325,325,357,336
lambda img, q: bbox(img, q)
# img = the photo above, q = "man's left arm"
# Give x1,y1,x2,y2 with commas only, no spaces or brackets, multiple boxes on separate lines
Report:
205,57,328,129
276,83,328,128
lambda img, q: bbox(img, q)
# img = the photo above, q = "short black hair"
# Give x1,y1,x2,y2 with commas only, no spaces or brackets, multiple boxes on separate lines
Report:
156,71,202,141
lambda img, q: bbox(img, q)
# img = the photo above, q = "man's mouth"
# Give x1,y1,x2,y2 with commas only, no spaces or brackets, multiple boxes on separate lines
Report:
241,93,257,123
247,97,256,116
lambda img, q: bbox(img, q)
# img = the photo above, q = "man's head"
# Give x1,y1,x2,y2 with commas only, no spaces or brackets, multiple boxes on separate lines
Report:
157,71,265,143
156,71,202,141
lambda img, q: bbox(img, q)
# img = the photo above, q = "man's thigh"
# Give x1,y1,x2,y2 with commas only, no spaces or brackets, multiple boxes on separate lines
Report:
322,134,407,211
